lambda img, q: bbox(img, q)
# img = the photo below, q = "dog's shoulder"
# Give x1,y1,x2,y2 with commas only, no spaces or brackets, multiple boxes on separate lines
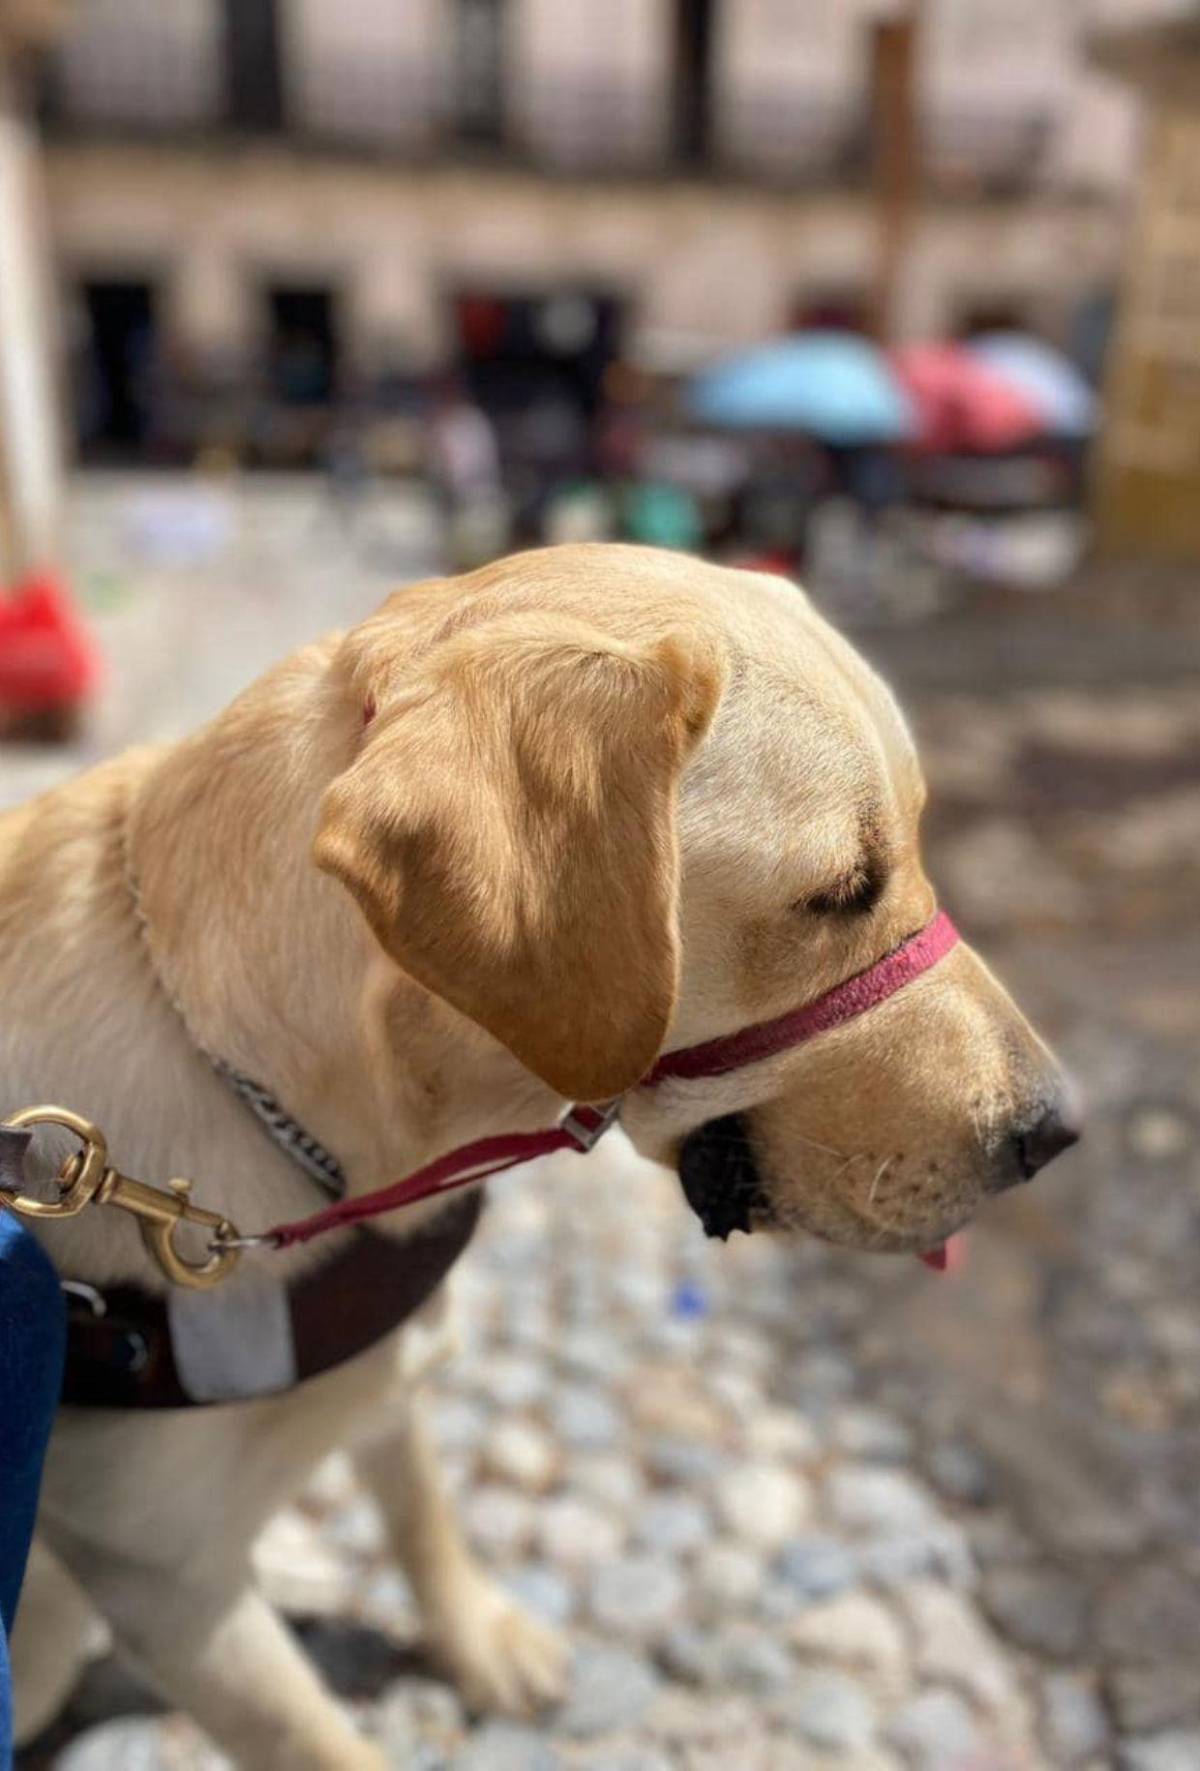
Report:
0,745,164,913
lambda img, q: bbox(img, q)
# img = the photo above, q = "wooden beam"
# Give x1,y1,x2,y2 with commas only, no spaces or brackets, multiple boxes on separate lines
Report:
869,6,921,345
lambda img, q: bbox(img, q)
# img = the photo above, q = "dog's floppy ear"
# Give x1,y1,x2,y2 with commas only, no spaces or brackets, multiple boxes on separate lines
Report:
314,611,724,1101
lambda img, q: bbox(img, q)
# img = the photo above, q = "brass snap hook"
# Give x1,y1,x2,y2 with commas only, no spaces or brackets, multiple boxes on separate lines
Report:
1,1106,242,1290
95,1170,242,1291
0,1105,109,1217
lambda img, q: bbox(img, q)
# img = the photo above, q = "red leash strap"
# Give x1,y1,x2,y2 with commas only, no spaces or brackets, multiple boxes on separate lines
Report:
260,917,959,1250
266,1105,618,1250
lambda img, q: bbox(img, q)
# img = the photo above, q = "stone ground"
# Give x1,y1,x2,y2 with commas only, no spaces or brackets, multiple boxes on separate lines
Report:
7,475,1200,1771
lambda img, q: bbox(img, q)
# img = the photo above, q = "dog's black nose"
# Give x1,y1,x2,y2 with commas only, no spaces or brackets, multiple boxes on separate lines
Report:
1017,1103,1081,1177
677,1112,767,1240
998,1100,1081,1190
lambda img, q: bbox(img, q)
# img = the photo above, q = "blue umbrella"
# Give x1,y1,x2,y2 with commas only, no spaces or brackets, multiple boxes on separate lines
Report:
687,332,915,445
964,332,1097,438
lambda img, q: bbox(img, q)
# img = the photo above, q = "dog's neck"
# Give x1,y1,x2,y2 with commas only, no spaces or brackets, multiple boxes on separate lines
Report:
126,645,560,1200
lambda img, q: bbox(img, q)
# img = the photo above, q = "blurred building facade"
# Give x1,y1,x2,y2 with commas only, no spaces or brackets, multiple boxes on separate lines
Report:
33,0,1163,459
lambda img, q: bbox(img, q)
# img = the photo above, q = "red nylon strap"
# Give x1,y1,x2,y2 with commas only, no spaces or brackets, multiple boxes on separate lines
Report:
643,910,960,1088
262,918,958,1249
268,1105,614,1249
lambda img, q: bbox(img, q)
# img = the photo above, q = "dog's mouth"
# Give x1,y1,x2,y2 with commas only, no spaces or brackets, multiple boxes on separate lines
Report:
677,1111,768,1240
677,1112,956,1273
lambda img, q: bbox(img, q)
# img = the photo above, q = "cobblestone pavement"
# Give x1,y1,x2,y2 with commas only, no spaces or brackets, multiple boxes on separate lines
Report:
8,478,1200,1770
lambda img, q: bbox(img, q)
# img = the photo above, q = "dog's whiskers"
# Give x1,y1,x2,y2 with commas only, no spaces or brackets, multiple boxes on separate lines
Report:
866,1154,894,1211
790,1128,848,1161
830,1149,870,1186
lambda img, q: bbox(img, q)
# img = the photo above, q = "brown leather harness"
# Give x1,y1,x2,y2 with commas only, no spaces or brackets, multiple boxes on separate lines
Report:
59,1195,482,1409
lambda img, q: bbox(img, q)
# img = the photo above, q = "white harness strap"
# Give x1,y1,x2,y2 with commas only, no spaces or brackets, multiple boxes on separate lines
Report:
169,1272,297,1402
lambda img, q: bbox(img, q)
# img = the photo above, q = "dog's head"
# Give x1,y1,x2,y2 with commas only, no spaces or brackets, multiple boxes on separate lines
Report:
315,545,1077,1259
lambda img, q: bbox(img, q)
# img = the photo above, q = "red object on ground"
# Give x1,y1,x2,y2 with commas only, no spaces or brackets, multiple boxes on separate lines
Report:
0,572,97,712
891,343,1044,454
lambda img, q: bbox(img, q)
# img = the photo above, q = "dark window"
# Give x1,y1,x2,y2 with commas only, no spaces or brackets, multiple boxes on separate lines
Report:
791,289,871,334
672,0,716,167
453,288,623,478
223,0,284,131
455,0,506,146
76,279,160,457
267,286,338,405
956,299,1033,339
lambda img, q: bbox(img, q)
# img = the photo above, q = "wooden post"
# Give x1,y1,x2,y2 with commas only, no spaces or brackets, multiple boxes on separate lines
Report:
869,8,920,345
1088,11,1200,560
0,34,64,583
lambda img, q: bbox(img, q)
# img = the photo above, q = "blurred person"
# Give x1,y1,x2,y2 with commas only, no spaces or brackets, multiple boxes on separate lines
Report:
729,439,829,573
427,378,502,512
426,378,506,569
622,479,704,551
321,413,372,532
830,443,907,527
596,360,651,482
541,481,615,545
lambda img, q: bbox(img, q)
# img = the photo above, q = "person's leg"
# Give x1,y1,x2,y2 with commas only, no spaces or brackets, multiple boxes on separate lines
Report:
0,1208,67,1764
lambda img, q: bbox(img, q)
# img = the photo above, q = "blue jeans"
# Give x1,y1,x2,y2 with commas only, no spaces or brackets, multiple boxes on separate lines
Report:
0,1214,66,1768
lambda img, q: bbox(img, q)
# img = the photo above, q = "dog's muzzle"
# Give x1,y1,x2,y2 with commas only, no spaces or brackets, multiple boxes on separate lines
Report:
678,1112,769,1240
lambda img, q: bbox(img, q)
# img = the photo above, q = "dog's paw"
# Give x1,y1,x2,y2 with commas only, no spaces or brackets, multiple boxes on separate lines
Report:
430,1576,569,1717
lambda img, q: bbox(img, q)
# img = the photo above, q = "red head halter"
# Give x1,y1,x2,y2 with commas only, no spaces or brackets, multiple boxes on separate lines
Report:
645,910,959,1087
263,911,960,1250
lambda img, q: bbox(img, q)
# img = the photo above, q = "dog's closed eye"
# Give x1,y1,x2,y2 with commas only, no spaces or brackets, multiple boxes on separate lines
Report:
800,854,888,918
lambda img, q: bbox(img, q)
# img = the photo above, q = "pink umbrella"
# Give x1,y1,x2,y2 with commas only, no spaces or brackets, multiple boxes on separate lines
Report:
891,342,1045,454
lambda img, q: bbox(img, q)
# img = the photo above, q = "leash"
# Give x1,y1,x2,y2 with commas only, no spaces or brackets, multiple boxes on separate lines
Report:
1,913,959,1291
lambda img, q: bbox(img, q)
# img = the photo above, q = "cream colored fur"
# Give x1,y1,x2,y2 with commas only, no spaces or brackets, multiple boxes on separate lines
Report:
2,546,1065,1766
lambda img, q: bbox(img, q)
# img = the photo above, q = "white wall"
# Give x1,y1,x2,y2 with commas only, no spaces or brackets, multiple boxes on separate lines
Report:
510,0,671,167
716,0,1141,193
715,0,881,174
45,146,1127,370
57,0,220,128
282,0,447,144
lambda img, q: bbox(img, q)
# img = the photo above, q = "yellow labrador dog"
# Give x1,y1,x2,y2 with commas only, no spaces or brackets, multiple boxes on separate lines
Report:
3,545,1076,1767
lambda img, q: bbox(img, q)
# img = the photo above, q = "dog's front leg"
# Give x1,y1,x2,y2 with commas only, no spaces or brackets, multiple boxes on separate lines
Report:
45,1539,388,1771
356,1395,569,1717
